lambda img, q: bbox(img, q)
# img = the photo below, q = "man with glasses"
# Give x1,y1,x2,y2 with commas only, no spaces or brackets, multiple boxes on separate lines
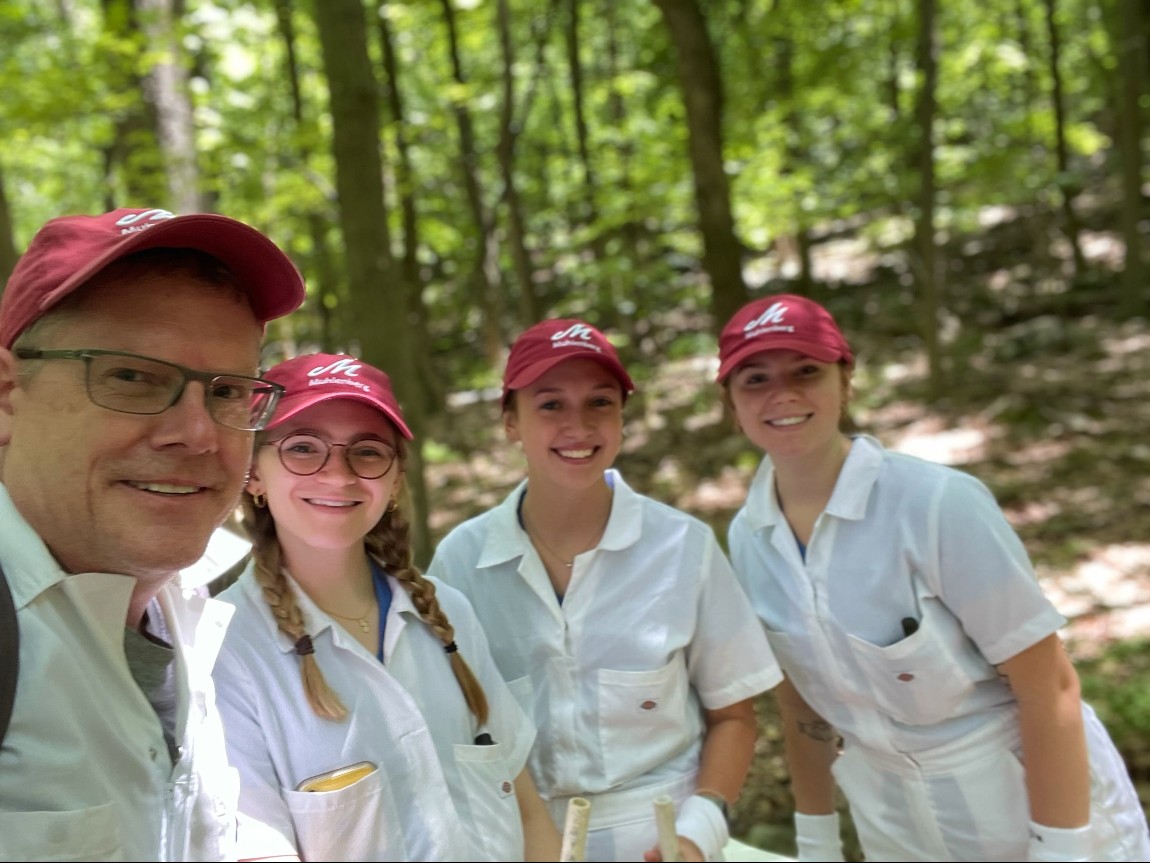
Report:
0,207,305,861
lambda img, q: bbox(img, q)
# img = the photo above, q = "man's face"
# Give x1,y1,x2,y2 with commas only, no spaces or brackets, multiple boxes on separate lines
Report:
0,273,263,584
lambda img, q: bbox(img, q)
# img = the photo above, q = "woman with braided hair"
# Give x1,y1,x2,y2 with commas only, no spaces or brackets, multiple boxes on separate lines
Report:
211,353,559,862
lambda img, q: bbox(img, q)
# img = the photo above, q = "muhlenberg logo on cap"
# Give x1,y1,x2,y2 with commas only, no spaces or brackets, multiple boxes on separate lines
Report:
743,301,795,340
307,358,372,393
551,322,604,353
114,208,177,236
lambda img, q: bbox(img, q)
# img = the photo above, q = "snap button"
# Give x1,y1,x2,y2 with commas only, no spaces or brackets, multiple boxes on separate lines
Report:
897,672,915,682
640,700,657,710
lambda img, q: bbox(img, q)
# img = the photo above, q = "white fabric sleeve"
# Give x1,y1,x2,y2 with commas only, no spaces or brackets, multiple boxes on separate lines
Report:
793,812,844,862
686,530,783,708
1027,820,1092,862
675,794,729,861
933,472,1066,665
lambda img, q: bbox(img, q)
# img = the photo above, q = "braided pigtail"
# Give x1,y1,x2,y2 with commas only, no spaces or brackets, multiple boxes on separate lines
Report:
241,491,348,722
366,495,489,727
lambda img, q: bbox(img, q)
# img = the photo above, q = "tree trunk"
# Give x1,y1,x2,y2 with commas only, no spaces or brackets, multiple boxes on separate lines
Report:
495,0,540,326
273,0,338,350
438,0,504,364
376,0,444,421
566,0,620,329
1042,0,1087,276
651,0,747,335
1112,0,1146,312
774,2,813,294
137,0,202,213
101,0,167,206
0,162,17,287
913,0,943,399
310,0,433,567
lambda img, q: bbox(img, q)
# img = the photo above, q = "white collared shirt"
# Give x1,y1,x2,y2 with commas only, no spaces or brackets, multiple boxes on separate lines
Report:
428,469,782,801
727,434,1066,754
0,484,238,862
214,563,534,862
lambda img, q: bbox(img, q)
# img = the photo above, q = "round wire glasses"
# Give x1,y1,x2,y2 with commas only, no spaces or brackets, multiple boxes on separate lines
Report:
265,433,398,480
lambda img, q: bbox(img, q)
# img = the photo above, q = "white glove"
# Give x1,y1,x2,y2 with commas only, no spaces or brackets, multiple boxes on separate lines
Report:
675,794,730,861
1027,820,1092,862
794,812,844,862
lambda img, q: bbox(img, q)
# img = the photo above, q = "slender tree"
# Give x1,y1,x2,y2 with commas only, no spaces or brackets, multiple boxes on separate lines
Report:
375,0,444,419
273,0,339,350
100,0,167,206
1041,0,1086,276
438,0,505,364
0,164,17,286
310,0,433,566
912,0,943,399
1112,0,1146,311
494,0,540,325
651,0,747,334
137,0,201,213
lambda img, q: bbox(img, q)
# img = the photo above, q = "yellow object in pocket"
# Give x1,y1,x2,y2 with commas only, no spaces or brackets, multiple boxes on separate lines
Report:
295,761,376,792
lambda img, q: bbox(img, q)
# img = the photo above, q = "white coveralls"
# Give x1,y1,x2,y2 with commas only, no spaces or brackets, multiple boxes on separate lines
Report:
213,563,535,862
429,469,783,862
728,435,1150,862
0,484,239,862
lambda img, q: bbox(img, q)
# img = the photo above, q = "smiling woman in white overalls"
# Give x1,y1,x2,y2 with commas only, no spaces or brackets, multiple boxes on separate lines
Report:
212,352,559,862
718,293,1150,863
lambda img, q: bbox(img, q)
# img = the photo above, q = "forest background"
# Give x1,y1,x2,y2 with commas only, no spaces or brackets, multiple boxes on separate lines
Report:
1,0,1147,857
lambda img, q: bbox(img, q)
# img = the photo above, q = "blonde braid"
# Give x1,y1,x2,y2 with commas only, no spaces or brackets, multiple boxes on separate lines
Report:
241,494,348,721
366,500,489,727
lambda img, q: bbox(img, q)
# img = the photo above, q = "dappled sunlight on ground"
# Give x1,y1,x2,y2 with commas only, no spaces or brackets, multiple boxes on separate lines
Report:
1042,544,1150,658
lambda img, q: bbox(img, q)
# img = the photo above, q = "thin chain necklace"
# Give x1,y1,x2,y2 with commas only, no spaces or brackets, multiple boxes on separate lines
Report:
521,502,611,569
318,601,374,633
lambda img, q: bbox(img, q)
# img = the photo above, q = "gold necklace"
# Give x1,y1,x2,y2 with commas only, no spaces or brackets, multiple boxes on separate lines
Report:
318,602,374,633
523,507,611,569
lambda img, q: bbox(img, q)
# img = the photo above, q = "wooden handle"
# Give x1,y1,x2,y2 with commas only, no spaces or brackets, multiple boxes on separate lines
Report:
654,795,683,862
559,796,592,862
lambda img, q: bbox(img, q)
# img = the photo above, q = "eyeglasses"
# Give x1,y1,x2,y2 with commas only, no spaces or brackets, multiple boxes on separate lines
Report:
14,348,284,432
264,433,398,480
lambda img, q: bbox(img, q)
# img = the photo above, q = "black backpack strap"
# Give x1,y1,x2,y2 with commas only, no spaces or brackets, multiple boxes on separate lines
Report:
0,563,18,747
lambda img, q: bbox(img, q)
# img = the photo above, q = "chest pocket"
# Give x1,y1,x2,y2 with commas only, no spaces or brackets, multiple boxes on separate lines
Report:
845,596,977,726
597,656,692,787
285,766,412,861
452,740,524,861
0,803,121,862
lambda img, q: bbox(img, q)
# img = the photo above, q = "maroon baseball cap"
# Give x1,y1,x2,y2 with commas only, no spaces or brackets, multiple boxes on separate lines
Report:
502,318,635,405
717,294,853,382
0,207,306,348
264,353,413,440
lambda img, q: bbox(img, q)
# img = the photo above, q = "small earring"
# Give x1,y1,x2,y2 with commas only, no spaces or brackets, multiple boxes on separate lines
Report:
386,499,398,513
252,492,267,509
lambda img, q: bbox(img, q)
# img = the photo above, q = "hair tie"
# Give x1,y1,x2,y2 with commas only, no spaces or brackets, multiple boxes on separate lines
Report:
444,640,459,654
294,635,315,656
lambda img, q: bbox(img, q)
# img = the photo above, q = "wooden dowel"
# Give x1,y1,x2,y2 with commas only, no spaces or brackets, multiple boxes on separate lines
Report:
654,794,682,862
560,796,592,862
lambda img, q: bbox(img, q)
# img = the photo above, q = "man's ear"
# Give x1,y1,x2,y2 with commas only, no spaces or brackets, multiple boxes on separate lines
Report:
0,348,21,446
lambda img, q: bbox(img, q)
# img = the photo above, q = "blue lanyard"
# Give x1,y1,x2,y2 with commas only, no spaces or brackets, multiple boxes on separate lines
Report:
369,558,392,662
